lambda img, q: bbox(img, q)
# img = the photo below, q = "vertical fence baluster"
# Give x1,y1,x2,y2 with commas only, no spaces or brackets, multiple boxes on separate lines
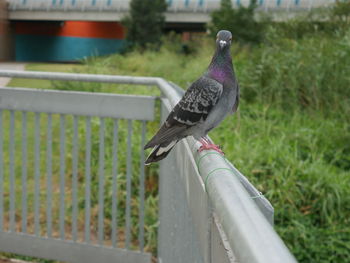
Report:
72,116,79,242
85,117,91,244
112,119,118,248
139,121,146,251
46,113,53,237
0,110,3,231
34,113,41,236
9,110,15,232
125,120,133,249
59,114,66,239
98,118,105,245
21,112,28,233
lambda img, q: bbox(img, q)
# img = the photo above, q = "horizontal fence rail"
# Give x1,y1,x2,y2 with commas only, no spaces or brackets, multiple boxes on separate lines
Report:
0,69,180,107
0,87,155,120
0,70,296,263
7,0,336,12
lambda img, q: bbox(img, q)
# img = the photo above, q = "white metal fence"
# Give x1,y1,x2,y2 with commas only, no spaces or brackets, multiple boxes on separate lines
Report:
0,70,296,263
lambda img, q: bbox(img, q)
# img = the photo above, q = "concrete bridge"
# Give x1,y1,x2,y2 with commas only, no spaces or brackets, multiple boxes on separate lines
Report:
1,0,336,62
7,0,335,23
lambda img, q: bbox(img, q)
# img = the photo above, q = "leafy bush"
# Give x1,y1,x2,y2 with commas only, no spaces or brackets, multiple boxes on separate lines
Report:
208,0,268,44
270,0,350,40
123,0,167,50
332,0,350,21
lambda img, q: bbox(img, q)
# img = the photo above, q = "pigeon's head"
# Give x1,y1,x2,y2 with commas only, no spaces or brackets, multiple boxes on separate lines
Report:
216,30,232,50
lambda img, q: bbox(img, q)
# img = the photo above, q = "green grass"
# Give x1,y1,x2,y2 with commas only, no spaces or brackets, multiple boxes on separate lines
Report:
4,24,350,262
213,106,350,262
8,63,85,89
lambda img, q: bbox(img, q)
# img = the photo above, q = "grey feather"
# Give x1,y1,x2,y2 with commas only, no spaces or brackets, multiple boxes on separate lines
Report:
144,30,240,164
172,76,223,125
144,124,186,149
144,140,178,165
144,77,222,149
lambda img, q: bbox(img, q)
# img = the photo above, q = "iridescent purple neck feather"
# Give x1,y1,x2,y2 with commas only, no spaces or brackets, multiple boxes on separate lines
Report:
207,45,234,84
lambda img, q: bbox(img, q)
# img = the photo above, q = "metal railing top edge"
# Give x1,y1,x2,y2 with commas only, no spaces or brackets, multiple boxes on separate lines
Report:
0,69,180,106
0,69,160,86
226,161,275,225
192,140,297,263
0,86,156,120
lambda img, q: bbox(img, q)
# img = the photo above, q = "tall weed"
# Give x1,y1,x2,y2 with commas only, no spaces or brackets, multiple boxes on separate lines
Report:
239,28,350,116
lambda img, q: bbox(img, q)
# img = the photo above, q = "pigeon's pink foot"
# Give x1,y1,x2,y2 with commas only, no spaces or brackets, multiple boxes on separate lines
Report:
198,138,224,155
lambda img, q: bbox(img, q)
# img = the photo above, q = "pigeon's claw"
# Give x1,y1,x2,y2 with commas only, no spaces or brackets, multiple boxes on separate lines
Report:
198,144,224,155
198,138,224,155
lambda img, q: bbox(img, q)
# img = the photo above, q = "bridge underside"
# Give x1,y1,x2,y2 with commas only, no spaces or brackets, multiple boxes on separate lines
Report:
9,9,323,25
9,11,211,23
7,0,334,24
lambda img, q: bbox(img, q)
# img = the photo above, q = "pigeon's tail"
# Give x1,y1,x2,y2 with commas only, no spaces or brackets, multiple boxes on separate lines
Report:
145,140,178,165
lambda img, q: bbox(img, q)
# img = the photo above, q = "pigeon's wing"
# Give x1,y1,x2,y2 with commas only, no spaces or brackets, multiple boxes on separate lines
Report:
171,76,223,126
144,77,223,149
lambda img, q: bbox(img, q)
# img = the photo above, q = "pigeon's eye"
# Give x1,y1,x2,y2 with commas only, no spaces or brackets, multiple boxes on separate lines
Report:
229,37,232,41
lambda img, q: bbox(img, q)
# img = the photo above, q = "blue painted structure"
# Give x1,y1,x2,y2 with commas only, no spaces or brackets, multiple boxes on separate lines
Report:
15,35,126,61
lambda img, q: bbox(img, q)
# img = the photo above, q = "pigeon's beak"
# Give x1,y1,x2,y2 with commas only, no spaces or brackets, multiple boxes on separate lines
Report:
219,40,227,49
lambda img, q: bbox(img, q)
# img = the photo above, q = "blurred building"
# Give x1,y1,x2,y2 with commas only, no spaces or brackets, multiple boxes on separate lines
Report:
14,21,126,61
0,0,13,61
2,0,335,62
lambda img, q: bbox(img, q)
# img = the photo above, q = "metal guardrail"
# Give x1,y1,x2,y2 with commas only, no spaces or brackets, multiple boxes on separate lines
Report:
0,70,296,263
7,0,335,12
0,73,154,262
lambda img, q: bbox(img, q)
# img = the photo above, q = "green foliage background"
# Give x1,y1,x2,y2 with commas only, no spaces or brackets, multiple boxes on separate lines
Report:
208,0,268,43
5,4,350,262
62,23,349,262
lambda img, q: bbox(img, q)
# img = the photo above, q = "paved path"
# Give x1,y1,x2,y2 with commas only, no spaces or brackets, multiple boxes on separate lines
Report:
0,62,26,86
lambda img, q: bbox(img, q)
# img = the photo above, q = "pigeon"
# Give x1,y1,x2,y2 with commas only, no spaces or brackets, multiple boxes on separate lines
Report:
144,30,239,165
